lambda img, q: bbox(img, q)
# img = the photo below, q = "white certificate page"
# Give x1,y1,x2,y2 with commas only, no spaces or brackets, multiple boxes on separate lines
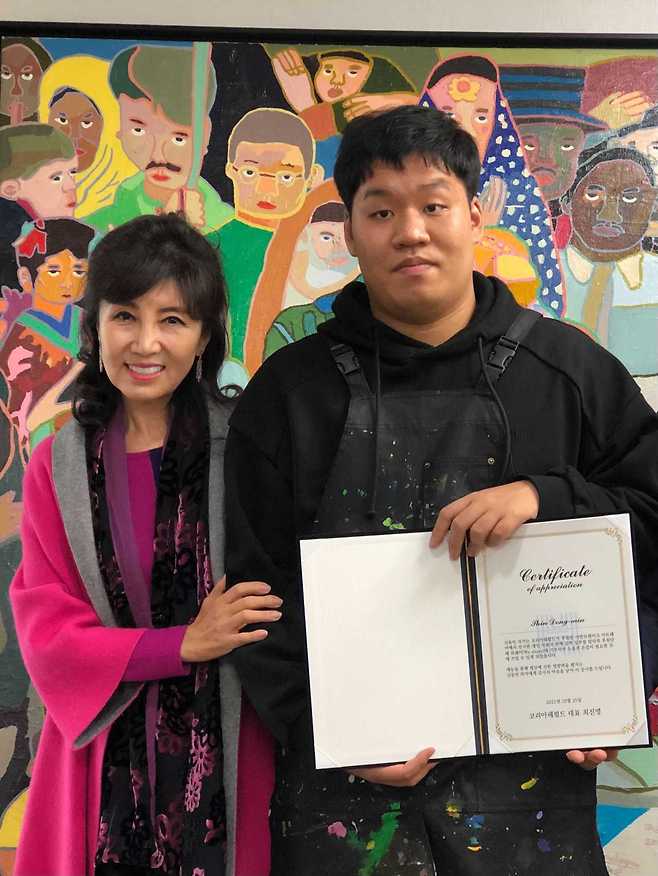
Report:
300,532,477,769
475,514,649,754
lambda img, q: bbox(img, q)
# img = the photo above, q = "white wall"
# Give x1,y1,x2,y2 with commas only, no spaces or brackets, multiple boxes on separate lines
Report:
1,0,658,35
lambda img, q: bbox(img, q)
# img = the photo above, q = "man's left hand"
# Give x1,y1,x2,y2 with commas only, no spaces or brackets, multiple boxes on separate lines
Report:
430,481,540,560
566,748,619,771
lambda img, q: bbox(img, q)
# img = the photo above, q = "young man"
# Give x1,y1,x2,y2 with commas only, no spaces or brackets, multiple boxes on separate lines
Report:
226,106,658,875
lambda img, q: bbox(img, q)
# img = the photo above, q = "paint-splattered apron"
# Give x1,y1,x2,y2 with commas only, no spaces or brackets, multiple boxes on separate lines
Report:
270,336,608,876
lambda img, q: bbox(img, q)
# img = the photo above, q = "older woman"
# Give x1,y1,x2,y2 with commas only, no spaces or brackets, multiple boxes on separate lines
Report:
10,213,279,876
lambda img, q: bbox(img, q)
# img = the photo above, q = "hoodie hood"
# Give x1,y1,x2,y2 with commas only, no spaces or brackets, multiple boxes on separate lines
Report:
317,272,525,369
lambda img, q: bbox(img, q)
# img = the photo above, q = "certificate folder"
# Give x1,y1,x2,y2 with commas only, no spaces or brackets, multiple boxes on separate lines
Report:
300,514,650,770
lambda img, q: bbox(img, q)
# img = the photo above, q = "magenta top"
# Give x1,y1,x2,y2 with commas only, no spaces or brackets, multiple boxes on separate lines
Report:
122,449,188,682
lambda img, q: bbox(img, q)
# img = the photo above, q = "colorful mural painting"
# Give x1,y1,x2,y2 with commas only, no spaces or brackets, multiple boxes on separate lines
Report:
1,31,657,875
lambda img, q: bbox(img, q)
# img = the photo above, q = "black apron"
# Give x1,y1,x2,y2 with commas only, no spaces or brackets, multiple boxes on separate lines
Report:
270,320,607,876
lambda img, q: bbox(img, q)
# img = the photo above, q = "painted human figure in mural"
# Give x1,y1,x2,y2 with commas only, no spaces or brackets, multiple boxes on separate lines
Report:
272,48,418,144
206,107,322,370
0,124,78,290
499,65,607,248
37,55,138,218
262,200,359,359
0,38,52,127
420,55,564,315
85,44,232,235
612,105,658,256
561,143,658,376
0,219,94,460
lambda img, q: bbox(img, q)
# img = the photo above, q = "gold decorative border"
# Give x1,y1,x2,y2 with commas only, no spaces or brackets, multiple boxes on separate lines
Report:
480,520,641,745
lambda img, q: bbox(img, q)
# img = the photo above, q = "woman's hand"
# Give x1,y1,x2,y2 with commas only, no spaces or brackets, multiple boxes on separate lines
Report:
180,576,282,662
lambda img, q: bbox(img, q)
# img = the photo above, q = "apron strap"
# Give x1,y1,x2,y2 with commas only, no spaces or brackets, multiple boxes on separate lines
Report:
484,309,542,385
328,309,541,394
328,342,372,395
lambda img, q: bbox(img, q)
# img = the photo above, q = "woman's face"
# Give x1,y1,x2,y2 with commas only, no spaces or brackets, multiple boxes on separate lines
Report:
98,280,207,412
426,74,497,161
48,91,103,172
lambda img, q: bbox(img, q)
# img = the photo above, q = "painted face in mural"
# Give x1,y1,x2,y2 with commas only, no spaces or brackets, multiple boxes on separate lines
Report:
18,249,88,307
0,43,44,123
117,95,210,202
97,280,207,411
314,56,372,104
309,220,352,268
517,121,586,201
345,154,482,327
569,159,657,259
227,141,308,223
9,158,78,218
618,127,658,169
48,91,104,173
426,74,497,161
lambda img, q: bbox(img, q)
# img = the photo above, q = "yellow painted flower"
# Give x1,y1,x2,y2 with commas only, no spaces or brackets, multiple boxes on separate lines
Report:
448,76,481,103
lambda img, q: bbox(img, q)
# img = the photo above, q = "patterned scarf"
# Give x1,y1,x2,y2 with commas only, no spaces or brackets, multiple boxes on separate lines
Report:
88,398,226,876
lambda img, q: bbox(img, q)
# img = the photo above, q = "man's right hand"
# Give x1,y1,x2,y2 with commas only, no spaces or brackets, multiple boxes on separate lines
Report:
348,747,437,787
180,576,282,662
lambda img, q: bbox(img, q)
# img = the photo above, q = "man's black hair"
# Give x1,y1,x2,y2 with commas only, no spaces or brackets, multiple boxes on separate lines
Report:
334,105,481,212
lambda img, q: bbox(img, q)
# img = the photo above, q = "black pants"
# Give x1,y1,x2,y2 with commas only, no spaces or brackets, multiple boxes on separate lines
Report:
270,749,608,876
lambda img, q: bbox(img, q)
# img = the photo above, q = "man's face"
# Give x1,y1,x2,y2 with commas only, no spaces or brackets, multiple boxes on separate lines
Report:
32,250,88,306
518,121,586,200
426,75,497,161
49,91,104,173
227,141,308,223
16,158,78,218
570,158,657,258
309,220,352,268
345,154,482,329
314,57,372,104
0,44,43,123
118,95,209,193
618,127,658,170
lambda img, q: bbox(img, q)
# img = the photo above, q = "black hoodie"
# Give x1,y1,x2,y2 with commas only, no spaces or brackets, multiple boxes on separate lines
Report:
226,274,658,743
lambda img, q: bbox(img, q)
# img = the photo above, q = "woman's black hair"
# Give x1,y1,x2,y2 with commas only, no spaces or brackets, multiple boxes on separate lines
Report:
73,213,230,430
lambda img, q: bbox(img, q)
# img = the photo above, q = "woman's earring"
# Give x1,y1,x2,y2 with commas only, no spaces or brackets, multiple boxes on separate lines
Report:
98,340,104,374
195,355,203,383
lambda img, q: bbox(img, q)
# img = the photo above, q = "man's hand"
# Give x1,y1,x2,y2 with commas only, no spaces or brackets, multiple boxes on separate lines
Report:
430,481,540,560
566,748,619,771
348,747,437,787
